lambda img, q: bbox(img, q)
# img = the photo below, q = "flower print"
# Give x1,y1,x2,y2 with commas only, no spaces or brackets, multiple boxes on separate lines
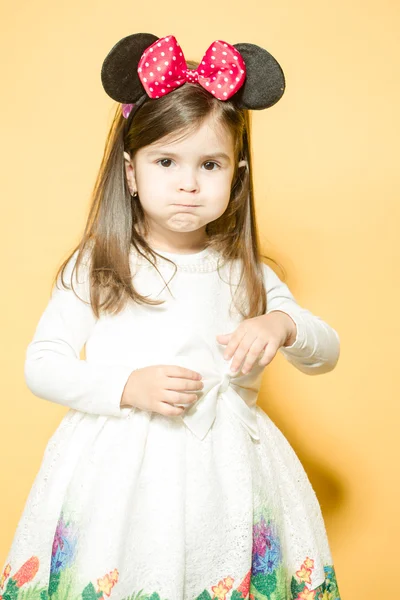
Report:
252,533,267,557
51,534,77,573
252,513,282,577
52,518,69,554
323,564,335,581
253,515,269,537
211,578,232,600
252,516,273,556
296,589,316,600
304,557,314,570
50,513,78,574
252,539,281,575
52,513,76,555
252,513,281,576
266,545,281,573
96,568,119,598
296,564,312,584
0,564,11,590
109,568,119,583
223,576,234,590
11,556,39,587
236,569,251,597
97,572,117,597
252,527,273,556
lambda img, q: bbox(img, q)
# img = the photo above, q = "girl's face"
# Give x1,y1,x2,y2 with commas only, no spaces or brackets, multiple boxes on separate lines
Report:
124,113,241,251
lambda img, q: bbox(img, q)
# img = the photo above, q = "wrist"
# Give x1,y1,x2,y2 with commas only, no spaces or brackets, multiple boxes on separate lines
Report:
120,369,138,408
268,310,297,347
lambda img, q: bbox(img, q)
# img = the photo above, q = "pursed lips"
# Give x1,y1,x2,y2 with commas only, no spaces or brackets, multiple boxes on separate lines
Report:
173,204,201,208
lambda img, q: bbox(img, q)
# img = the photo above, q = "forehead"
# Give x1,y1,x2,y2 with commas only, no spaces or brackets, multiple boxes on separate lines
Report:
144,114,234,155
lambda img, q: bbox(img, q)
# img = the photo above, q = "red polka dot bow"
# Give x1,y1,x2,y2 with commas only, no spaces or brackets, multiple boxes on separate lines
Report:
137,35,246,102
103,32,286,119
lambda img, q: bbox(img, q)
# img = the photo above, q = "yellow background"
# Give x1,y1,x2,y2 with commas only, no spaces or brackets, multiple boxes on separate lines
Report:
1,1,399,598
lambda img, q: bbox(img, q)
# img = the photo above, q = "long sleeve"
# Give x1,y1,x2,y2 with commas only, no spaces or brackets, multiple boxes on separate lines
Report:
263,263,340,375
24,250,134,417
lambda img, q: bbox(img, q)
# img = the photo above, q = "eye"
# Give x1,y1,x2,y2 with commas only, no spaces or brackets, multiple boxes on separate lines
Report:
157,158,173,168
155,159,220,170
203,161,220,171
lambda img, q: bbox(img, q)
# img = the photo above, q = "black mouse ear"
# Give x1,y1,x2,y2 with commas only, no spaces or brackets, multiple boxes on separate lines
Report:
101,32,159,103
231,43,286,110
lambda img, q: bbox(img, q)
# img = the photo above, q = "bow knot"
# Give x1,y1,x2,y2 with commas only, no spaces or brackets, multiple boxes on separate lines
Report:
185,69,199,83
137,35,246,101
173,332,261,442
218,372,231,394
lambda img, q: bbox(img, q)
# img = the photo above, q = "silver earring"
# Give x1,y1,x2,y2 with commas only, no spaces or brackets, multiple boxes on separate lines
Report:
131,191,138,198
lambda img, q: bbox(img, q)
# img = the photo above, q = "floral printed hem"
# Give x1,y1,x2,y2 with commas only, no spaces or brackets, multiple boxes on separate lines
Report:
0,508,340,600
0,555,340,600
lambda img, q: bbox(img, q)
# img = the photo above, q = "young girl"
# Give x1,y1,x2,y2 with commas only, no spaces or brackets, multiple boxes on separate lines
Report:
1,33,341,600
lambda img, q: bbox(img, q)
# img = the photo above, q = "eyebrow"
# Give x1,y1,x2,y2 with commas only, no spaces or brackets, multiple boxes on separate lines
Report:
146,150,231,162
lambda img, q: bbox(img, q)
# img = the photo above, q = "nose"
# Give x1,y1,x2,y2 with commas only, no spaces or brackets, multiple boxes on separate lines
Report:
178,167,199,193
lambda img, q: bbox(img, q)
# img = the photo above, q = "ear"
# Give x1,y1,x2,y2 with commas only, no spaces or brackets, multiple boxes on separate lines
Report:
124,151,137,195
238,159,248,170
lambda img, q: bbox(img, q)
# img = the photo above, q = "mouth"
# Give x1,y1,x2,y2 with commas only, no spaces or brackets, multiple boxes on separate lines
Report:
173,204,201,208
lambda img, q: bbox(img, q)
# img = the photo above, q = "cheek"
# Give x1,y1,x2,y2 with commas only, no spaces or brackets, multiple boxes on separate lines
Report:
137,167,163,195
211,174,234,201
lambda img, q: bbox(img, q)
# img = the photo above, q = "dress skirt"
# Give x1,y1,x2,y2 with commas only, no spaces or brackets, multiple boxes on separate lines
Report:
0,398,341,600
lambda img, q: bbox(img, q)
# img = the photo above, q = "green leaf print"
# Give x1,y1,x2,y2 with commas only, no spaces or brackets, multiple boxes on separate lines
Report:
290,574,306,598
2,576,19,600
12,583,43,600
48,571,61,597
120,592,167,600
231,591,246,600
251,570,277,598
81,582,99,600
120,592,156,600
193,591,212,600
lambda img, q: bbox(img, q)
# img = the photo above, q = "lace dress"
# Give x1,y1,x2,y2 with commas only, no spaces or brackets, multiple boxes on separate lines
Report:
0,246,342,600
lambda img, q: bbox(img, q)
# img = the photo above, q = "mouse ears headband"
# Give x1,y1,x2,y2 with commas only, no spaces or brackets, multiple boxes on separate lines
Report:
101,33,286,119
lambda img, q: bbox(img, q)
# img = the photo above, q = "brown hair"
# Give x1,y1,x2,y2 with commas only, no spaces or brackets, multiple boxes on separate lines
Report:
54,59,284,319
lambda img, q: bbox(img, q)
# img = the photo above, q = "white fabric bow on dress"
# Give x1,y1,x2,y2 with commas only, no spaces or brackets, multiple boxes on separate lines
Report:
173,332,262,442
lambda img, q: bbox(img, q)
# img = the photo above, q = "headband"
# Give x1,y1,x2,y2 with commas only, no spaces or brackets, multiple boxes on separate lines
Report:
101,33,286,119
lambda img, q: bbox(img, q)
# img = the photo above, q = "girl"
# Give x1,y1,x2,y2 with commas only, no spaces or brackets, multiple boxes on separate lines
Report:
1,33,341,600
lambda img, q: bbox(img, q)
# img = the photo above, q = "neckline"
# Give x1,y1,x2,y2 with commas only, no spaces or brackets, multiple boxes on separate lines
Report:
151,245,211,264
130,243,222,272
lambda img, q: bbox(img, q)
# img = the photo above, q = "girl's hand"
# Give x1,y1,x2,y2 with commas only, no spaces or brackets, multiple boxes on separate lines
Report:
216,311,297,375
120,365,204,417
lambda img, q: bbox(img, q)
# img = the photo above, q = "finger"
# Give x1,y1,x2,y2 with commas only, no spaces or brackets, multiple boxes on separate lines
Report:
241,339,268,374
223,330,246,361
258,342,280,368
158,401,186,417
162,390,199,411
216,333,230,343
165,365,202,380
229,333,256,373
165,377,204,392
170,389,201,405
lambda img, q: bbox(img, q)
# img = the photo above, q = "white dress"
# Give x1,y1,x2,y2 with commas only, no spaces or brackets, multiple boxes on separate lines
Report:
0,245,342,600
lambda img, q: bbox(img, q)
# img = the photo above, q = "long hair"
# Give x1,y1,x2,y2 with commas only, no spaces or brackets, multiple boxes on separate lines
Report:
54,59,283,319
